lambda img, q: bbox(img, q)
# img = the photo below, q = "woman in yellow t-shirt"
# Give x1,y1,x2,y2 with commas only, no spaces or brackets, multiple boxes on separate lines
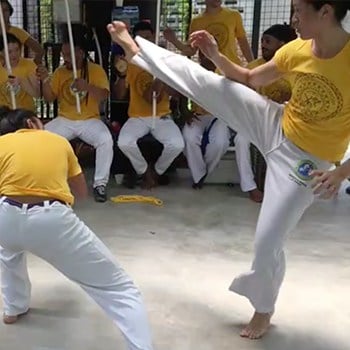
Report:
0,0,44,64
108,0,350,340
0,33,39,110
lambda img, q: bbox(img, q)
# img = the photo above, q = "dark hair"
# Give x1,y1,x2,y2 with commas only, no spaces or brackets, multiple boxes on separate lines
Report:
0,108,37,135
263,24,297,43
0,32,21,51
132,21,154,37
306,1,350,22
61,24,93,105
0,0,14,16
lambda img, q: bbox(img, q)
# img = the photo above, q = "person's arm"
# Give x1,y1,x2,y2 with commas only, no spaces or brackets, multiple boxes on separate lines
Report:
237,36,254,63
19,74,40,98
163,27,197,56
86,83,109,102
36,64,56,102
190,30,283,89
68,172,88,199
311,160,350,199
66,143,88,200
113,56,129,100
71,64,109,103
24,36,44,65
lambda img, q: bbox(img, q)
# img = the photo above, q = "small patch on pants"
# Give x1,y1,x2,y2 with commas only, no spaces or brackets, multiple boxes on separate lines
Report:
288,159,317,187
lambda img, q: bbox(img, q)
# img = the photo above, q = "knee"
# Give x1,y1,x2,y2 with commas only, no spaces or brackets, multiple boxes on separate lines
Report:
212,139,229,152
183,129,199,146
97,132,114,151
118,134,138,151
234,134,250,148
165,137,185,153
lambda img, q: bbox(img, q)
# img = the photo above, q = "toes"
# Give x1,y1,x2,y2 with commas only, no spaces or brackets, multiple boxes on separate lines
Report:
240,326,251,338
249,330,262,340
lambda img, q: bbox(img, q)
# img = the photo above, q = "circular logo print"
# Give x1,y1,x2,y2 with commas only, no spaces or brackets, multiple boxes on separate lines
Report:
205,22,229,51
294,160,317,181
293,73,343,122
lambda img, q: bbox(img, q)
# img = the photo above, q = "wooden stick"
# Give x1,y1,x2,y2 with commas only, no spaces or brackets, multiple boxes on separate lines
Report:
64,0,81,114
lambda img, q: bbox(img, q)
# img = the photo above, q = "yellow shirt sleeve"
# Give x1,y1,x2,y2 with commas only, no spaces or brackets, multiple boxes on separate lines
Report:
8,26,30,44
24,59,37,75
90,64,109,91
273,42,293,73
234,11,246,39
66,141,82,178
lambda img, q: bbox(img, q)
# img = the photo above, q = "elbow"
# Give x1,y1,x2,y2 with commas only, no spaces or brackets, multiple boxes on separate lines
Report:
246,71,258,89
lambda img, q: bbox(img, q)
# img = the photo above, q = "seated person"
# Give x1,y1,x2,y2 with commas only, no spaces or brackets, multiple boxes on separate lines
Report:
114,21,184,189
182,50,230,189
0,33,39,110
37,33,112,203
234,23,297,202
1,0,44,64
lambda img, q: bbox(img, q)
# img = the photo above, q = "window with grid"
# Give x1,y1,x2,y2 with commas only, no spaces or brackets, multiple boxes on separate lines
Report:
161,0,191,48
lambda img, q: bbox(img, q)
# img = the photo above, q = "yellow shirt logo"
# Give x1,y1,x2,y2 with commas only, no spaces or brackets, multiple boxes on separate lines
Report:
205,22,229,51
292,73,343,122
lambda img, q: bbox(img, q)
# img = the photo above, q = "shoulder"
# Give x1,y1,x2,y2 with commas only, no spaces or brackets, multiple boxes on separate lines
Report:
41,130,72,147
8,26,30,41
277,38,309,55
8,26,28,35
21,58,36,69
224,8,241,18
88,61,103,71
127,63,142,75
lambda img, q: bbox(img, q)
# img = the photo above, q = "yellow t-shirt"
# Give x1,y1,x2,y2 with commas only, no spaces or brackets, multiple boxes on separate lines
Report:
51,61,109,121
190,8,246,65
0,129,82,205
273,38,350,162
248,58,292,104
0,58,36,111
7,26,30,44
126,63,171,117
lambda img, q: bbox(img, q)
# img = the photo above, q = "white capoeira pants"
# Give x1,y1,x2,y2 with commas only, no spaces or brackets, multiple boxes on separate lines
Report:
234,134,258,192
0,198,153,350
183,114,230,183
45,117,114,188
132,36,333,313
118,116,184,175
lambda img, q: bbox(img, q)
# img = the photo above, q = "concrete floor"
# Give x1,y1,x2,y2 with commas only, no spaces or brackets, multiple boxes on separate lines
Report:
1,172,350,350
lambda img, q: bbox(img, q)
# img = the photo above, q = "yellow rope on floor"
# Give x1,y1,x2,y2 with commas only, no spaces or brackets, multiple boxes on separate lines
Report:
110,195,163,207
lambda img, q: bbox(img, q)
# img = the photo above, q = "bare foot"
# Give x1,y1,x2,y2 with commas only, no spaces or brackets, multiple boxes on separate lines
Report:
3,309,29,324
240,312,271,339
107,21,140,61
141,166,156,190
249,188,263,203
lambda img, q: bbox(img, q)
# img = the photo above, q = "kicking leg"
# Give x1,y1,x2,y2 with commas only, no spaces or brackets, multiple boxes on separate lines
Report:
107,21,284,156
